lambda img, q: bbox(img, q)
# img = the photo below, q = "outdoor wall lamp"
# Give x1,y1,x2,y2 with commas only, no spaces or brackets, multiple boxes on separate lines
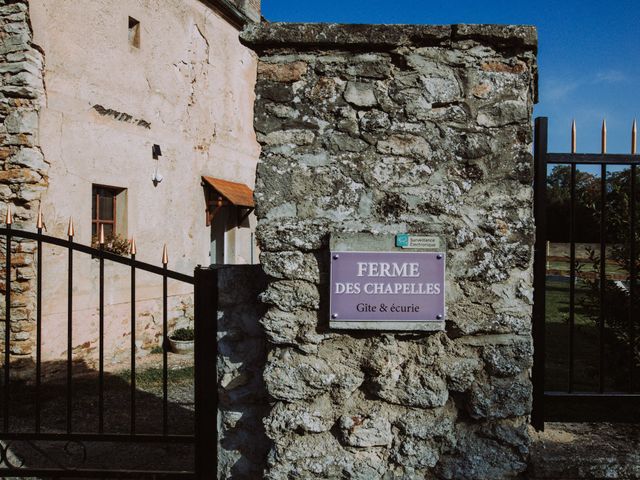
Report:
152,143,163,186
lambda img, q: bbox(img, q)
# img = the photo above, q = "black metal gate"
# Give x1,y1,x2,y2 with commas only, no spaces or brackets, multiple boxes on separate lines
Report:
533,116,640,428
0,216,217,478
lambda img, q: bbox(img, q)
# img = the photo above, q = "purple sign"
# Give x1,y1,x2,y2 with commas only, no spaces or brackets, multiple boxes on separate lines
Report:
330,251,445,323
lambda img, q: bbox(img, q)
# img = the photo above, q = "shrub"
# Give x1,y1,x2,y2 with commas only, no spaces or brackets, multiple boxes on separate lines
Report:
91,234,131,255
170,327,194,342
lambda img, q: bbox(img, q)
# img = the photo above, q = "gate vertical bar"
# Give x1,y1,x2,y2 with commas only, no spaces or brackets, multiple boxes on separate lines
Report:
532,116,548,430
35,220,42,432
162,258,168,435
194,266,217,479
3,218,11,433
568,164,577,392
98,242,105,433
67,224,74,434
599,162,607,393
130,252,136,435
630,163,637,392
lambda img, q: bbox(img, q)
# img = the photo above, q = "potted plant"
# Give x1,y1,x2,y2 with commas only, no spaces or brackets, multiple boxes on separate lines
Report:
167,327,194,354
91,233,131,255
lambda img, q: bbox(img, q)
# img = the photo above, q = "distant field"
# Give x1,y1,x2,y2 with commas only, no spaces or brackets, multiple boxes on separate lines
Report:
546,242,628,279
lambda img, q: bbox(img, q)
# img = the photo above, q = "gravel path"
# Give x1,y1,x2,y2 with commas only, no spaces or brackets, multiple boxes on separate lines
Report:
528,422,640,479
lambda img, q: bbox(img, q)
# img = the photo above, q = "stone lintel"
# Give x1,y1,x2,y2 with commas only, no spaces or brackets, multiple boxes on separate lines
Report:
240,22,537,52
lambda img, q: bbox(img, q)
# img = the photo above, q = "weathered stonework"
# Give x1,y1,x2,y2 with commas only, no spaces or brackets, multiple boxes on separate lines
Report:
217,265,269,479
0,0,48,378
241,22,537,478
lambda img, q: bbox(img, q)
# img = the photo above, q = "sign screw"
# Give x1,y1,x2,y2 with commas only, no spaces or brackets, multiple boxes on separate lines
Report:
333,254,339,260
332,313,338,319
436,254,443,260
436,314,443,320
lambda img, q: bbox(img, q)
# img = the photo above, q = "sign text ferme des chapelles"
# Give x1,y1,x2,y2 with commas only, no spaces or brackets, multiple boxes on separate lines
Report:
329,251,445,323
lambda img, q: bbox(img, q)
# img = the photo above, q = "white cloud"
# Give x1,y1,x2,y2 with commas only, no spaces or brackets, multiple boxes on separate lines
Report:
594,70,628,83
541,69,629,102
543,79,581,101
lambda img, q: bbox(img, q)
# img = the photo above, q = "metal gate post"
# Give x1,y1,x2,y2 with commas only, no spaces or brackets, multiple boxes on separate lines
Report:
194,266,218,479
532,117,548,431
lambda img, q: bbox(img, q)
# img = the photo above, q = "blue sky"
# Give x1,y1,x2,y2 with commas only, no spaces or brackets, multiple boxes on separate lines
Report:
261,0,640,154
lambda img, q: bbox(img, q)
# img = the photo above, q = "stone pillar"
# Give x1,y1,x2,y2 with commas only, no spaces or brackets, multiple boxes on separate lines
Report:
217,265,269,478
241,23,538,479
0,0,48,378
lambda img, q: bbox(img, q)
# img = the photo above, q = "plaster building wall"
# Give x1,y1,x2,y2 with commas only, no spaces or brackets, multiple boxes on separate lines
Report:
23,0,260,364
241,22,538,479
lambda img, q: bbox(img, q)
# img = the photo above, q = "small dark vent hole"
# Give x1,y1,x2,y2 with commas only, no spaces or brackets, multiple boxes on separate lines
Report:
128,17,140,48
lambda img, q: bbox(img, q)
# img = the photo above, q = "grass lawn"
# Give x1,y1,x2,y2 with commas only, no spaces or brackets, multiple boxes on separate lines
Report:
544,279,635,393
116,364,195,397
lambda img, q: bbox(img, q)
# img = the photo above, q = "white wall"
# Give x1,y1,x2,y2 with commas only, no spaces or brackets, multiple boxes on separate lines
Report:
29,0,260,361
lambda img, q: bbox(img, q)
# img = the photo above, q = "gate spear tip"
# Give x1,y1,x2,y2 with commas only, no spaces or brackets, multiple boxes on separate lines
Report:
130,237,137,256
162,244,168,265
67,217,74,237
571,119,577,154
5,204,12,226
36,204,43,230
601,119,607,154
632,119,637,155
98,224,105,245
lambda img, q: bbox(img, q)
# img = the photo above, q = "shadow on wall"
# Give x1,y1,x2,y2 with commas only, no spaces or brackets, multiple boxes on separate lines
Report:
217,265,270,479
0,358,195,474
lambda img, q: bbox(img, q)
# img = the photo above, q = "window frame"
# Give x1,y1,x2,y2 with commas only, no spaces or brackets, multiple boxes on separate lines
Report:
92,185,122,238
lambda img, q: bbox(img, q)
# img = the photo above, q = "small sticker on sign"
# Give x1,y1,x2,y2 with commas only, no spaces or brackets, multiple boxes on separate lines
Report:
395,234,410,248
395,235,440,250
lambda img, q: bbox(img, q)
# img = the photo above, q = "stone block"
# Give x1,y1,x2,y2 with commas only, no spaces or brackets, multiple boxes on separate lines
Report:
259,280,320,312
256,219,329,252
324,132,369,153
436,424,528,479
482,336,533,378
466,374,532,419
264,346,364,402
477,99,529,127
260,129,315,146
256,81,294,103
265,395,335,437
267,432,350,479
257,61,308,82
260,250,321,283
0,3,28,15
377,134,431,158
344,82,378,107
4,110,38,135
7,147,47,171
339,414,393,447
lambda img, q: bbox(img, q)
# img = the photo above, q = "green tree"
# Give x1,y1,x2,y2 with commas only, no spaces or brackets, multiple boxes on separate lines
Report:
575,168,640,387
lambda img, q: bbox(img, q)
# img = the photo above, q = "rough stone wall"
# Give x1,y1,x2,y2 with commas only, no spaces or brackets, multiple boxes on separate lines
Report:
217,265,269,479
241,23,538,479
0,0,47,377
